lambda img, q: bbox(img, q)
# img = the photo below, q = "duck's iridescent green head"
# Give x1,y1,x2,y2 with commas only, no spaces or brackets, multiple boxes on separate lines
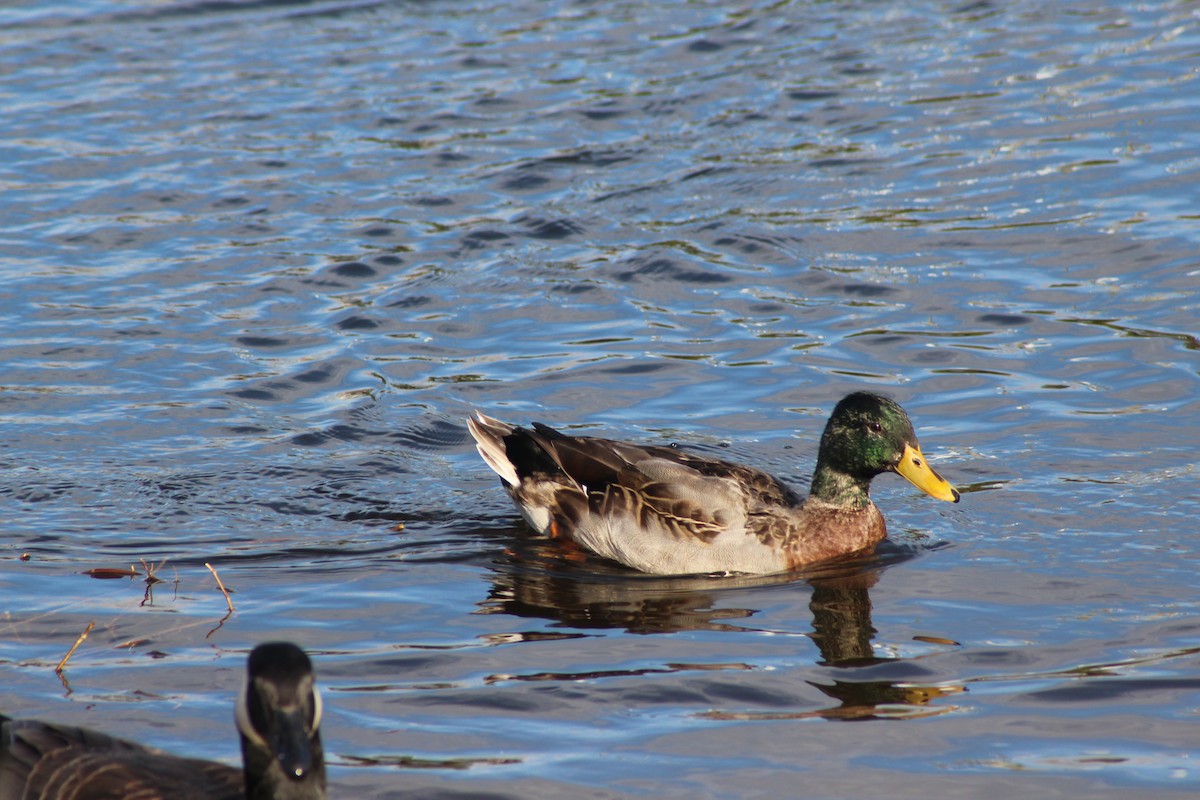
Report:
810,392,959,507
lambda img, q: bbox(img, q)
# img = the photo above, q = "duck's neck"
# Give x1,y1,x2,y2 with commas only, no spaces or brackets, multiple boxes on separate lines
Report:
809,465,873,510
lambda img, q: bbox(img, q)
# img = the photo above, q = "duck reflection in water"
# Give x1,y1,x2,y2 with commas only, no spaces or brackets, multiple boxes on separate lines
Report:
482,544,963,719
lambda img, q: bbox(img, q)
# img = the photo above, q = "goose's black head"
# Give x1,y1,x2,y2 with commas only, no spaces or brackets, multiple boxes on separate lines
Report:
236,642,326,800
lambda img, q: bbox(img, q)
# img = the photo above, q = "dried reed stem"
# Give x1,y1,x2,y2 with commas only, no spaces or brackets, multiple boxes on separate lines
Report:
205,562,235,613
55,621,95,673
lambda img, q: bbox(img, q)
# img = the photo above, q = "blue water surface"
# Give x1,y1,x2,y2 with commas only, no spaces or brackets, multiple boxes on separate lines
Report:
1,1,1199,798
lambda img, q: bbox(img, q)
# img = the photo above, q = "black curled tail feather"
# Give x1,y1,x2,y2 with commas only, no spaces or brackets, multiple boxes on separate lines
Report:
503,426,573,483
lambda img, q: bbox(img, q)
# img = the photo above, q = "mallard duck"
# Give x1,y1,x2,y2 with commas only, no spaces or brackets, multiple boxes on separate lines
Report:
468,391,959,575
0,642,325,800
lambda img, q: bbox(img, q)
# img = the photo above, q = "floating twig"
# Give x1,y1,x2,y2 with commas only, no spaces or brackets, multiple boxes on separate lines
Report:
205,562,235,613
82,567,140,580
56,621,95,674
913,634,961,647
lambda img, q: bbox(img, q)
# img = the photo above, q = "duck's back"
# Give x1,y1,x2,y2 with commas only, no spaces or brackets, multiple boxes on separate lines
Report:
472,415,821,574
564,450,884,574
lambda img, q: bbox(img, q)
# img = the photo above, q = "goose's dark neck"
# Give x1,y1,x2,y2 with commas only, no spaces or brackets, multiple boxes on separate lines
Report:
241,735,326,800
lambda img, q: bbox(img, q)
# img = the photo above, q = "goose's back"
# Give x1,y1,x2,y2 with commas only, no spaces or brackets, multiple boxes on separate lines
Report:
0,717,241,800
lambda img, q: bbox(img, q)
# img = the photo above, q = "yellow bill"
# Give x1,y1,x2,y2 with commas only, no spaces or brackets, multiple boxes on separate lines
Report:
896,443,960,503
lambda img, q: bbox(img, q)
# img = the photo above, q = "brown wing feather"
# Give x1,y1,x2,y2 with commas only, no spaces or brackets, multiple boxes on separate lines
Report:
524,424,631,488
516,425,804,546
667,453,803,509
526,425,801,504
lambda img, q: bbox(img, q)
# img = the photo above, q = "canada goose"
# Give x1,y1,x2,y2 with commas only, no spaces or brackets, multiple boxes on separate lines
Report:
0,641,325,800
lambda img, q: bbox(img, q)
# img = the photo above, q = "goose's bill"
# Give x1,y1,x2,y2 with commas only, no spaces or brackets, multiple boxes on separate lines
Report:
271,708,318,780
896,443,960,503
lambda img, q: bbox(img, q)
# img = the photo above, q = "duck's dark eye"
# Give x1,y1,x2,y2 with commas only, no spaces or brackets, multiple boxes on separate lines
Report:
867,421,883,433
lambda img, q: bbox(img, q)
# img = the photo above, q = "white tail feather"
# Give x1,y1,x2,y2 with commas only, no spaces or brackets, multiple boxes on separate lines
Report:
467,413,521,487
